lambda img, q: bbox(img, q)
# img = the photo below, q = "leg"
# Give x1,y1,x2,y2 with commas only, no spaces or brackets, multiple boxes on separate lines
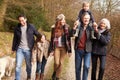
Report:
52,48,60,79
24,49,32,79
56,48,66,78
40,56,47,80
0,69,5,80
91,54,98,80
15,48,24,80
75,49,83,80
82,52,91,80
35,61,42,80
98,56,106,80
41,56,47,74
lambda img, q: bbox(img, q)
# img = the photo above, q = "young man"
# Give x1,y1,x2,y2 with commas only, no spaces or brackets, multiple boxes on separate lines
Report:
12,14,41,80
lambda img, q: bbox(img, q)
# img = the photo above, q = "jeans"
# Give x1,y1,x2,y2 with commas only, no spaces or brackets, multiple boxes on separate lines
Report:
36,56,47,74
75,49,91,80
15,48,32,80
91,54,106,80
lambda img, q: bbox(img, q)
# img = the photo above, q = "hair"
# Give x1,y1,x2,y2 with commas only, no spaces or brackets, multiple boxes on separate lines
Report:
56,14,65,22
81,12,90,19
17,14,27,19
82,2,89,7
35,33,46,43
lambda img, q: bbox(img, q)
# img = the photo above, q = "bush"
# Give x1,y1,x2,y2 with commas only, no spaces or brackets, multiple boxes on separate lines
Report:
3,0,50,32
0,0,3,6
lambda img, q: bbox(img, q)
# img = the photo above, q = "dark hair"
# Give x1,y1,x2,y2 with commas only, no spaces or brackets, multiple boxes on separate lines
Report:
17,14,27,19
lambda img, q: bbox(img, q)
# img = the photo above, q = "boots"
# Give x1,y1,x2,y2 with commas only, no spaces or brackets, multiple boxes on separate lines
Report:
52,71,56,80
40,73,44,80
27,75,31,80
35,73,39,80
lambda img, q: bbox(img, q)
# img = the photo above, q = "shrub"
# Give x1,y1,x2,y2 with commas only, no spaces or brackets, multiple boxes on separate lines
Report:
3,0,50,32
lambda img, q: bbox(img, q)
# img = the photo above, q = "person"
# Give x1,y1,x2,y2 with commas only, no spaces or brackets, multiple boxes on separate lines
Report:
33,34,49,80
72,12,93,80
74,2,97,39
12,14,41,80
91,18,111,80
48,14,71,80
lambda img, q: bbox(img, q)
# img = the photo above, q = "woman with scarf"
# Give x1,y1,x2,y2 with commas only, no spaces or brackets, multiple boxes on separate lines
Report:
91,18,111,80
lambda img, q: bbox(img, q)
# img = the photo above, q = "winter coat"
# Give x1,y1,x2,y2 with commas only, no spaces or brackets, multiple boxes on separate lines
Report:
92,30,111,56
12,23,40,51
35,40,49,62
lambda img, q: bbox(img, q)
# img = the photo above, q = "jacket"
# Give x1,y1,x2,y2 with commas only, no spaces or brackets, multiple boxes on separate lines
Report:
33,40,49,62
92,30,111,56
72,24,93,53
12,23,40,51
48,24,71,53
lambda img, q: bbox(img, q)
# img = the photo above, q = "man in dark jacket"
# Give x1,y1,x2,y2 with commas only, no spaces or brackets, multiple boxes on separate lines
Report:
12,14,41,80
72,12,93,80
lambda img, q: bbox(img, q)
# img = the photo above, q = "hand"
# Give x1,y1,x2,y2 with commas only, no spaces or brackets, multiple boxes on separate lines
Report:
49,51,54,57
68,53,72,57
93,22,98,32
73,20,79,29
11,51,15,54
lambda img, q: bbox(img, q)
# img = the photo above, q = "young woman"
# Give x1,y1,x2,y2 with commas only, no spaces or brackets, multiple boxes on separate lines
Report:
34,34,49,80
49,14,71,80
91,18,111,80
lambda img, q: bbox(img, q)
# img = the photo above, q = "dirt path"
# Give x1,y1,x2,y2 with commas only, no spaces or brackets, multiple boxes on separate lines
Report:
3,37,120,80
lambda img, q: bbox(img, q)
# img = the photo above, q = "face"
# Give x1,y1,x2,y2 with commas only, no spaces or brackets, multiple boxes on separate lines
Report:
18,17,27,26
41,35,46,42
60,18,66,26
83,4,89,11
82,14,90,25
99,21,107,30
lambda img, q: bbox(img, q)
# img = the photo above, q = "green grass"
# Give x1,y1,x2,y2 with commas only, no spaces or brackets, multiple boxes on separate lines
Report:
0,32,13,57
0,0,3,6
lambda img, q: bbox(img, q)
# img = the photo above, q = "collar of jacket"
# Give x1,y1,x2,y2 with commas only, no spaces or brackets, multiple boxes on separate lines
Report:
16,22,30,31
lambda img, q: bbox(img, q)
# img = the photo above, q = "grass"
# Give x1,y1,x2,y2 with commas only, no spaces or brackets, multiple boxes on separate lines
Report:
0,32,13,57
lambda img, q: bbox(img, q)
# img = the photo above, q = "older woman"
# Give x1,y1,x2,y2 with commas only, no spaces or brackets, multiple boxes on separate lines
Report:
48,14,71,80
91,18,111,80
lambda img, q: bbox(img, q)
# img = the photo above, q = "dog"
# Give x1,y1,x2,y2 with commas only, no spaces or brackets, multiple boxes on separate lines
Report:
0,56,15,80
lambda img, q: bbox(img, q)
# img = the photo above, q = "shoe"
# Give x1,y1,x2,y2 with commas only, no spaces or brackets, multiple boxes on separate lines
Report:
35,73,39,80
40,73,44,80
52,72,56,80
56,77,59,80
27,75,31,80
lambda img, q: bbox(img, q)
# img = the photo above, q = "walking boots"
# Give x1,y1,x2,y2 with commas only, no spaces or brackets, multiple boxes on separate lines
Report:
35,73,39,80
40,73,44,80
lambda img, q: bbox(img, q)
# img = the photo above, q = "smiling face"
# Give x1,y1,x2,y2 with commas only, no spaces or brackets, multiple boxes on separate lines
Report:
60,18,66,26
18,17,27,26
83,3,89,11
82,14,90,25
99,21,107,30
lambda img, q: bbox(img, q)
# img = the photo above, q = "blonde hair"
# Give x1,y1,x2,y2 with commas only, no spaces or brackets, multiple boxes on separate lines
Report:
82,2,89,7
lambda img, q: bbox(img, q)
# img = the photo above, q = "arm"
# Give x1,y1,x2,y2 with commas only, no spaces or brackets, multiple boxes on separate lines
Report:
95,31,111,45
48,28,54,54
31,24,41,38
89,11,95,23
12,28,17,51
